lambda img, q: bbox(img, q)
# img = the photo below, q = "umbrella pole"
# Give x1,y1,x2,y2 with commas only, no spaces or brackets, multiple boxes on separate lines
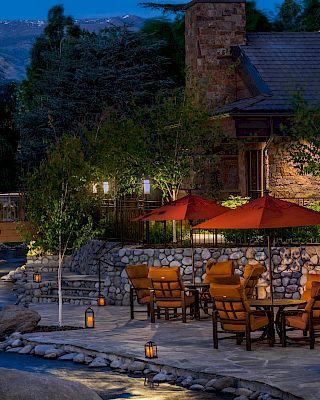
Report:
267,235,274,304
190,221,195,284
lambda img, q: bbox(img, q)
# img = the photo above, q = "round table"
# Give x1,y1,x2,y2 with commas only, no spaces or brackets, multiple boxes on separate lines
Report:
250,299,307,337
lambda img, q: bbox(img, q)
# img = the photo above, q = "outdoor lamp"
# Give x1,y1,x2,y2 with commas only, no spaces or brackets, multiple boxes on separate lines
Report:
144,341,157,359
33,272,42,283
92,183,98,194
103,181,109,194
97,294,106,306
85,307,95,328
143,179,151,195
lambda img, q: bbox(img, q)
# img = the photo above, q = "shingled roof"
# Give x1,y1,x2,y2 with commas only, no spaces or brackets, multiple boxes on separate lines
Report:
218,32,320,114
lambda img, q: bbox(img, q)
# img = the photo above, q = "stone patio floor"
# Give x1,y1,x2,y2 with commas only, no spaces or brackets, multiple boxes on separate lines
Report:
23,304,320,400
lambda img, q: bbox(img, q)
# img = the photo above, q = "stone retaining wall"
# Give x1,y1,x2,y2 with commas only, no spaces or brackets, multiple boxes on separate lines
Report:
69,240,320,306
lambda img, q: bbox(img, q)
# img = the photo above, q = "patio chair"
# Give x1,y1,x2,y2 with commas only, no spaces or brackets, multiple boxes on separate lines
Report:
148,267,199,323
125,264,152,319
210,284,274,351
301,274,320,302
281,281,320,349
241,263,264,299
203,260,234,284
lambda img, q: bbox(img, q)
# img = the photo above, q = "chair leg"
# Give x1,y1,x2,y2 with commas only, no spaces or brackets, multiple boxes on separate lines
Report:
245,316,251,351
268,313,275,347
281,315,287,347
309,315,315,350
130,287,134,320
181,290,187,323
173,308,178,318
147,302,150,317
150,291,155,323
157,307,161,319
212,312,218,349
165,308,169,320
236,334,244,345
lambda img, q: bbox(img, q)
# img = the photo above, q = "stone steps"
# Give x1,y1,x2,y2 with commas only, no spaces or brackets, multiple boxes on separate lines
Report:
33,294,97,305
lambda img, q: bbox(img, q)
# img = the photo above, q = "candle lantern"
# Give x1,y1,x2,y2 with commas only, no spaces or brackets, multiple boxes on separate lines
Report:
97,294,106,306
85,307,95,328
144,341,157,359
33,272,42,283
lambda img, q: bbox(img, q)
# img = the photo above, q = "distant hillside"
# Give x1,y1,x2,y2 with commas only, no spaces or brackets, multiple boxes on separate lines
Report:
0,15,145,81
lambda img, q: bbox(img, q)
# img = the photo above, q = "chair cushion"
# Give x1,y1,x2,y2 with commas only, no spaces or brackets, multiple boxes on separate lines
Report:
204,260,234,284
148,267,181,282
126,264,149,279
286,315,307,330
222,315,269,332
139,295,150,304
156,294,195,308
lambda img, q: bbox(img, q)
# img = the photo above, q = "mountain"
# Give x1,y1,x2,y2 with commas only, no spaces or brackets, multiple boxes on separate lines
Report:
0,15,146,81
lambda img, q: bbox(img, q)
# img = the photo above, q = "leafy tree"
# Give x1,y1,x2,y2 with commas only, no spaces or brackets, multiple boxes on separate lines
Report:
88,91,224,202
25,136,99,325
18,6,174,171
0,82,19,191
274,0,303,31
285,97,320,176
141,15,185,85
246,1,272,31
300,0,320,30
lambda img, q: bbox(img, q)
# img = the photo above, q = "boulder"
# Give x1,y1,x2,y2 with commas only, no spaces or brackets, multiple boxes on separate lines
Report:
0,306,41,338
0,368,102,400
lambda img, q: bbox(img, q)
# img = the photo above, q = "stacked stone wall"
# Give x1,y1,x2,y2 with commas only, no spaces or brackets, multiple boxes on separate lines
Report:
69,240,320,306
268,140,320,200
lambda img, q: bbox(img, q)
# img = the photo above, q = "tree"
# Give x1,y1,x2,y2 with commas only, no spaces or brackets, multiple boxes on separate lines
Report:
17,6,174,171
88,91,224,201
141,15,185,85
300,0,320,30
285,98,320,176
25,136,99,325
246,1,272,32
0,82,19,191
274,0,302,31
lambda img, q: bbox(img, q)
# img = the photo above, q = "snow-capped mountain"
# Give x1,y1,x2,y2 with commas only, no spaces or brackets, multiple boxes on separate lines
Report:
0,15,145,81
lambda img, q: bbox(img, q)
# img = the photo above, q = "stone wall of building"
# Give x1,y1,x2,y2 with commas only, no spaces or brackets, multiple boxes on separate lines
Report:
268,140,320,200
185,0,246,107
69,240,320,305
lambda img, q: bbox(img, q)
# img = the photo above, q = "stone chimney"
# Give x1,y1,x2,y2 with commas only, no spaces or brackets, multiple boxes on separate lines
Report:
185,0,246,107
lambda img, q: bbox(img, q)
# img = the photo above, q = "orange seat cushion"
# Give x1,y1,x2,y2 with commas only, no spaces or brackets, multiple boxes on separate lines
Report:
125,264,151,302
156,295,195,308
204,260,234,284
223,316,269,332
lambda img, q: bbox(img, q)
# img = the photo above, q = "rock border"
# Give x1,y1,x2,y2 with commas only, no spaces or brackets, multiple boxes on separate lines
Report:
0,332,301,400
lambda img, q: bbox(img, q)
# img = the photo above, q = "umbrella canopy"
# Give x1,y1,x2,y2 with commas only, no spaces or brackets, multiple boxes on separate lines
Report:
134,194,227,222
193,195,320,230
193,195,320,303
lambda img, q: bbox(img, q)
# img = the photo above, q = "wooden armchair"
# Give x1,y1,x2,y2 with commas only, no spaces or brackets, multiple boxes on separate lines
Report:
241,263,264,299
210,284,274,351
148,267,199,323
125,264,151,319
281,281,320,349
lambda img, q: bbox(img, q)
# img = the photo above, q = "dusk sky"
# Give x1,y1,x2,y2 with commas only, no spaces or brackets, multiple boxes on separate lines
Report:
1,0,279,20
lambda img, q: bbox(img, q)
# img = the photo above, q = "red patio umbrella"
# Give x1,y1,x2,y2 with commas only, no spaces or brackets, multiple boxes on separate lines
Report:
193,195,320,301
134,194,228,283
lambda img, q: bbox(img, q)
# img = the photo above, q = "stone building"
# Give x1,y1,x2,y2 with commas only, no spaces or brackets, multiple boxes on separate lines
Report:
185,0,320,200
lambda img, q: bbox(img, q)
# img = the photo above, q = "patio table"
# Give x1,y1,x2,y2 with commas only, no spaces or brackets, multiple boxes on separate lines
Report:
184,283,210,316
250,298,306,337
